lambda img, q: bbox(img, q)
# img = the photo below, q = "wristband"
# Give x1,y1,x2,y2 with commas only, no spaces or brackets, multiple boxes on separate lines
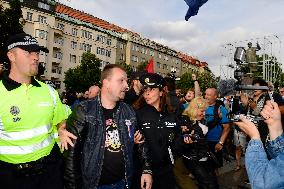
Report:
218,141,224,146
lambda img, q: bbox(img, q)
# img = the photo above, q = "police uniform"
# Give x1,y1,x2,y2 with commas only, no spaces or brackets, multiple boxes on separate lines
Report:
136,73,182,189
0,33,70,189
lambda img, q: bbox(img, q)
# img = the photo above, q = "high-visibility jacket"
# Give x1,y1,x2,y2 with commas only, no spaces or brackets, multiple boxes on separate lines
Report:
0,79,70,164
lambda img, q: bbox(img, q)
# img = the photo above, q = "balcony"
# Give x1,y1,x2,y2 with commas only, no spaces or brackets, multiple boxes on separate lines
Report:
53,39,64,49
52,57,62,65
51,72,60,79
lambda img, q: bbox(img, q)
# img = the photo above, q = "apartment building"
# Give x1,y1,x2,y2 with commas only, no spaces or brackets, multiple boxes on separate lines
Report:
3,0,207,92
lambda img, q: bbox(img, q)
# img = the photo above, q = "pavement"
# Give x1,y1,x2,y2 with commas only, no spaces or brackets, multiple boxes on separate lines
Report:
218,157,251,189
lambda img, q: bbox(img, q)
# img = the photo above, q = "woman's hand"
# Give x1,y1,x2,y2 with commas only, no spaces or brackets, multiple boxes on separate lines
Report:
134,130,145,144
234,116,260,140
260,101,283,140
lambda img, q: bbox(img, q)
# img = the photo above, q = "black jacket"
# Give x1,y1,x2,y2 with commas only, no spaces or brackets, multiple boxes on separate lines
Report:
64,95,151,189
136,104,183,169
182,121,210,161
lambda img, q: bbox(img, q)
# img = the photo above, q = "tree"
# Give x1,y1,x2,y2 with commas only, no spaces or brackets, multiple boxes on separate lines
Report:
137,61,148,71
176,68,217,93
64,52,101,92
0,0,24,63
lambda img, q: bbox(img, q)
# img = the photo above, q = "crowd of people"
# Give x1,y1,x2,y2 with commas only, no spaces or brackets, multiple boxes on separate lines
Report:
1,32,284,189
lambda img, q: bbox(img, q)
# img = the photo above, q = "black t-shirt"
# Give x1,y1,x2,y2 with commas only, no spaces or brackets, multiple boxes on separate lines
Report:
99,106,125,185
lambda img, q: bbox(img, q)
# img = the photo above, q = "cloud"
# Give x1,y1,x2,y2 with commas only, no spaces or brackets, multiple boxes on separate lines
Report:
59,0,284,77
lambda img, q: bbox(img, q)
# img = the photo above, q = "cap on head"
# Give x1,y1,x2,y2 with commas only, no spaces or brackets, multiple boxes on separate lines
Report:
131,70,147,80
6,33,49,53
139,73,166,88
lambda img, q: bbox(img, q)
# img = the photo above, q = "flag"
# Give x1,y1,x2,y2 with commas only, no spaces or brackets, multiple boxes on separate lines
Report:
145,58,154,73
184,0,208,21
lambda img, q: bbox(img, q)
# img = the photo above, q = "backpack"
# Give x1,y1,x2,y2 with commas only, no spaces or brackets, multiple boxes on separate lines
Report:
206,100,224,130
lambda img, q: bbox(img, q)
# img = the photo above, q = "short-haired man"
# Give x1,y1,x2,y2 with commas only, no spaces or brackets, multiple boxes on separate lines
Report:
64,64,152,189
124,70,146,105
204,88,230,174
0,33,71,189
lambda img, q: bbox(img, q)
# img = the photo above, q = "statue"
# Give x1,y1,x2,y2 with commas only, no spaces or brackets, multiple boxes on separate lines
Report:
246,42,261,63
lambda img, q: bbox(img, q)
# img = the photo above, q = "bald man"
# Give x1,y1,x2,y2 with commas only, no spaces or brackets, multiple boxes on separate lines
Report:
204,88,230,174
88,85,100,99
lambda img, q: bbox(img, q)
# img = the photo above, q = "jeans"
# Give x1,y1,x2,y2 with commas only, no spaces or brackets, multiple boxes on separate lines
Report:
98,180,125,189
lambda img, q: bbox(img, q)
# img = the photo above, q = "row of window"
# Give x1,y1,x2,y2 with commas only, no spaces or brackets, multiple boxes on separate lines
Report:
96,47,111,57
96,35,112,45
80,43,92,52
82,30,92,39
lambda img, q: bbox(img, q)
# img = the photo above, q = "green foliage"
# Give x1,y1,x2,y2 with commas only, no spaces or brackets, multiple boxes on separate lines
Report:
176,68,217,93
137,61,148,71
0,0,24,63
64,52,101,92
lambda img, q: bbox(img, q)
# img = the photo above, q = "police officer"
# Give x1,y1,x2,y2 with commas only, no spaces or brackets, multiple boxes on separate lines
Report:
133,73,183,189
0,33,71,189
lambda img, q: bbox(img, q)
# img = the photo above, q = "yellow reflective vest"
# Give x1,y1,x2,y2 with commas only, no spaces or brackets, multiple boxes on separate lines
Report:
0,79,70,164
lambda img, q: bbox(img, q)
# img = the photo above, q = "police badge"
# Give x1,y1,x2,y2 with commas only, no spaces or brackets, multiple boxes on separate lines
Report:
10,106,20,116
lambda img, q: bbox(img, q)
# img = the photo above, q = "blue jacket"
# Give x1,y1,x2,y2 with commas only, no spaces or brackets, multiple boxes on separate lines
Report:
64,95,151,189
245,133,284,189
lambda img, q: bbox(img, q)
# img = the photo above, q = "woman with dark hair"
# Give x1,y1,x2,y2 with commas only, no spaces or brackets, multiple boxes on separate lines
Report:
133,73,183,189
182,97,219,189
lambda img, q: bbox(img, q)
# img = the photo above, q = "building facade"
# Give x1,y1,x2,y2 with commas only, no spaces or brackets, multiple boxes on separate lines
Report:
3,0,207,92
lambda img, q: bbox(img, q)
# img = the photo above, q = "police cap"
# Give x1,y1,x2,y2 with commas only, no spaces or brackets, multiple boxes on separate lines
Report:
6,33,49,53
139,73,166,88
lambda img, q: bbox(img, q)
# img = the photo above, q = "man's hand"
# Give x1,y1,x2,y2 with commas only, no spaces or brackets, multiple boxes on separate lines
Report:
58,121,77,150
134,130,144,144
235,116,260,140
260,101,283,140
215,143,223,152
141,173,152,189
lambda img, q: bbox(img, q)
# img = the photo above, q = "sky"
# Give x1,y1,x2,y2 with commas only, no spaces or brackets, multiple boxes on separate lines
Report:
60,0,284,78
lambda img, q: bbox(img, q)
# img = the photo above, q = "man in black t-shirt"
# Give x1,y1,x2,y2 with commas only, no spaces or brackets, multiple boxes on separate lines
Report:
65,64,152,189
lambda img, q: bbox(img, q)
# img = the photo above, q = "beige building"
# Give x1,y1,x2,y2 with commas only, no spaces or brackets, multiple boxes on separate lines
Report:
3,0,207,92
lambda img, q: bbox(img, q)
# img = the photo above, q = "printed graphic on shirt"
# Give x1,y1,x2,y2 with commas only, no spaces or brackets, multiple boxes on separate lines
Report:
105,118,121,152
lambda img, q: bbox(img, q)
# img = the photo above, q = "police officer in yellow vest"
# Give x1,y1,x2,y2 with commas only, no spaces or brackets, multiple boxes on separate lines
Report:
0,33,71,189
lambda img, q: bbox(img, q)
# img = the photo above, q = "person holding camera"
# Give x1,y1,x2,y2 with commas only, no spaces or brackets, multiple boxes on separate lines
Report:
182,97,219,189
235,100,284,189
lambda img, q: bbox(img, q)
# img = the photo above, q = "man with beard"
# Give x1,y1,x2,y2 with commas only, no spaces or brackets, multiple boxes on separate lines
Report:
0,33,71,189
64,64,152,189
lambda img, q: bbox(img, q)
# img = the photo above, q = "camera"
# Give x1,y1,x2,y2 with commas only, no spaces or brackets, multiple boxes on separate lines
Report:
230,114,263,124
224,46,270,123
183,133,201,142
